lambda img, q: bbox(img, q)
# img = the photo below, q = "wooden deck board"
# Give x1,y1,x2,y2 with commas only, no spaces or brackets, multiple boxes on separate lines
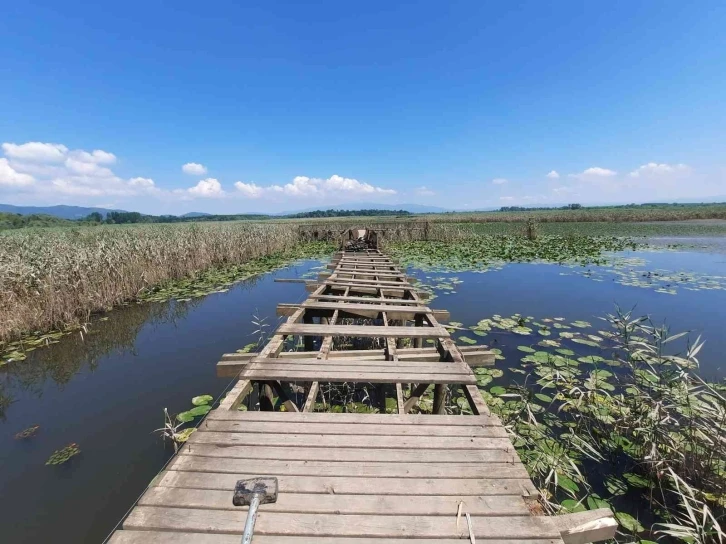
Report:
110,247,571,544
138,487,529,515
122,507,560,539
110,532,561,544
276,323,449,338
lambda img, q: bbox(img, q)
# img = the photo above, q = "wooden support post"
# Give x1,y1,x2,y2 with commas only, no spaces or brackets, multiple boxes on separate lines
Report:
302,314,314,351
259,382,275,411
218,380,252,411
303,382,319,412
402,383,429,413
395,383,405,414
269,380,300,413
433,383,446,415
414,313,423,348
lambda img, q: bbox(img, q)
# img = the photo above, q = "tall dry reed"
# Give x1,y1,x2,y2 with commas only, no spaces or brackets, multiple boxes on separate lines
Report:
0,222,299,341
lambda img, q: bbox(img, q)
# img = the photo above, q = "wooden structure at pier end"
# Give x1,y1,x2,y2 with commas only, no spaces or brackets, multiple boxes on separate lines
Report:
109,228,617,543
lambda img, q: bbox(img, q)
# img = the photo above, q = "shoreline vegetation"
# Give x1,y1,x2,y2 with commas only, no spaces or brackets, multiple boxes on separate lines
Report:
0,222,332,357
2,202,726,231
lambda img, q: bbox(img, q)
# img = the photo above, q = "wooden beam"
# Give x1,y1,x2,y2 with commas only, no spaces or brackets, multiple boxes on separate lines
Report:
539,508,618,544
303,382,319,412
395,383,405,414
276,324,449,339
403,383,430,413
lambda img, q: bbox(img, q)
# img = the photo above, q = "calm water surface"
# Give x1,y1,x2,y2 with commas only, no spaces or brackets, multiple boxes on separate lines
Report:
0,249,724,543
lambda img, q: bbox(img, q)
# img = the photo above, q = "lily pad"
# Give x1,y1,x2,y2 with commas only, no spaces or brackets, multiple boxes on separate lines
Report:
517,346,536,353
623,472,650,489
555,348,575,356
604,475,628,496
188,405,213,417
459,336,477,345
173,428,196,443
571,320,592,328
176,411,195,423
616,511,645,533
490,386,506,396
192,395,214,406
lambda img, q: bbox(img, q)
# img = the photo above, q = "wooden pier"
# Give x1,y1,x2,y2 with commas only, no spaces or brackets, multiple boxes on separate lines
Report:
109,236,616,543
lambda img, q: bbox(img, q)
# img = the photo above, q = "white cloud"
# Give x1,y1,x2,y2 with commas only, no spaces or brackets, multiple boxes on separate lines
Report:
492,178,508,185
546,170,560,179
182,162,208,175
234,181,264,198
0,158,35,187
629,162,690,178
129,177,155,188
232,174,395,200
1,141,156,198
71,149,117,164
415,186,435,196
570,166,617,180
500,196,514,201
2,142,68,162
188,178,224,198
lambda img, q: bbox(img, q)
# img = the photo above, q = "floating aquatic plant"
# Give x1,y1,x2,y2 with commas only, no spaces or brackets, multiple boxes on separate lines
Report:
14,424,40,439
46,443,81,465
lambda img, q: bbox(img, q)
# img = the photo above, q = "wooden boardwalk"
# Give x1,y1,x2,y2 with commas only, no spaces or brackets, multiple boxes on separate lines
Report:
109,242,616,543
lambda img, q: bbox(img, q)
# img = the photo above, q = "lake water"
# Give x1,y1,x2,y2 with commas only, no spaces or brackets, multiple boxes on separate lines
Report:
1,248,724,542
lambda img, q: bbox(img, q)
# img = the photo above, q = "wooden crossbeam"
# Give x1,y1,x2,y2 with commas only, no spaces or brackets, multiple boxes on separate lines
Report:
276,324,448,338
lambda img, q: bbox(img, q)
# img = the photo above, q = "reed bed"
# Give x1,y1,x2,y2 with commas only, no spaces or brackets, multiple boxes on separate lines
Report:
0,222,300,342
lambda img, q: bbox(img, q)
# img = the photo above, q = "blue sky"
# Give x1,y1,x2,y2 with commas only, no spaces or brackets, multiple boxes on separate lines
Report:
1,1,724,214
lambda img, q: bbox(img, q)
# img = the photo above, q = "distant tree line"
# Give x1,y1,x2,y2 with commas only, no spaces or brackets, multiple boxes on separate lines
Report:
286,209,411,218
81,208,410,224
499,204,583,212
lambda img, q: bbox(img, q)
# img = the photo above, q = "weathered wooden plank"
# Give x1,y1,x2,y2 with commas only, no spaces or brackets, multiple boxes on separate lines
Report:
187,431,511,450
170,455,527,478
110,531,562,544
200,420,506,437
395,383,405,414
300,301,434,315
139,487,529,515
463,384,492,416
245,358,471,370
222,344,489,360
178,443,516,463
539,508,618,544
239,369,476,384
206,410,502,426
217,380,251,411
332,270,408,279
154,472,539,496
328,276,409,286
276,324,449,338
309,294,423,304
123,507,560,539
217,350,492,376
303,382,318,412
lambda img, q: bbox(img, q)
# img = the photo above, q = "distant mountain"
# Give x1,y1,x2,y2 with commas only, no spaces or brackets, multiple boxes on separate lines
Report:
277,203,450,215
0,203,122,219
180,212,213,218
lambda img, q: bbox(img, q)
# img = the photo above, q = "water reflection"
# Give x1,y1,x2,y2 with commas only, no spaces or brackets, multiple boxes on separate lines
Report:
0,300,201,419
